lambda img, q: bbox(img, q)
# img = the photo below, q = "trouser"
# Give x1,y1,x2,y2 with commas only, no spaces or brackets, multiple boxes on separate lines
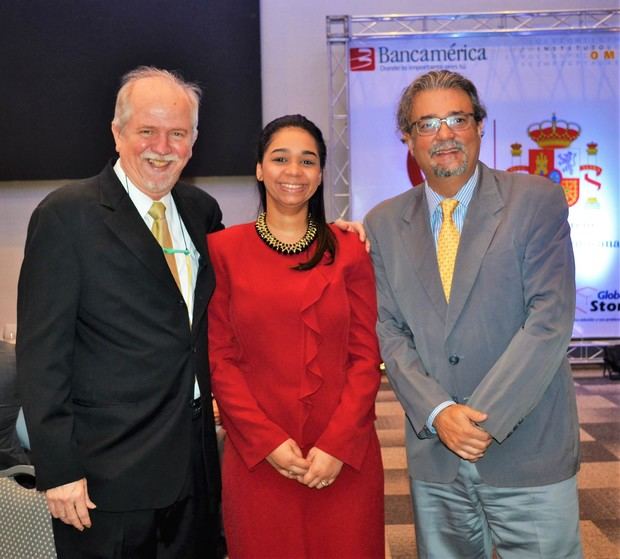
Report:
52,406,223,559
0,404,30,469
52,495,195,559
411,460,583,559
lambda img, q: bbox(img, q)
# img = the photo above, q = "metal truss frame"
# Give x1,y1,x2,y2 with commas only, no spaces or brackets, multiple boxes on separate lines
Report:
326,8,620,220
326,8,620,357
568,339,617,366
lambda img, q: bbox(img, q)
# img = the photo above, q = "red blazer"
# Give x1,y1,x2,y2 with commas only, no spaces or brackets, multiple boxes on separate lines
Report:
208,224,381,470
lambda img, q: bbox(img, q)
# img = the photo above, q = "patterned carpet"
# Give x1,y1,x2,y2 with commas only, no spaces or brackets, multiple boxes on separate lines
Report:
378,366,620,559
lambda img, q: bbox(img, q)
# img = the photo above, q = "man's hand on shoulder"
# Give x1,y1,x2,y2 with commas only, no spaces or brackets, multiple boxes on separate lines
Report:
433,404,492,462
46,478,96,531
333,219,370,252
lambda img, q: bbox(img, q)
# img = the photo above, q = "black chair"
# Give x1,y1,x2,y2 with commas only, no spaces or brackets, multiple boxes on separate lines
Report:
603,345,620,380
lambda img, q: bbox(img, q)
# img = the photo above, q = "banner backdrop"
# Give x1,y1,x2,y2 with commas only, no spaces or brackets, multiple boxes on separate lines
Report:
349,31,619,339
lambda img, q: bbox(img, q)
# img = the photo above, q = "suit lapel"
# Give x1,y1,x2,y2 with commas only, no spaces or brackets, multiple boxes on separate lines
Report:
172,188,212,333
446,165,504,334
98,165,179,292
400,188,448,321
173,188,207,265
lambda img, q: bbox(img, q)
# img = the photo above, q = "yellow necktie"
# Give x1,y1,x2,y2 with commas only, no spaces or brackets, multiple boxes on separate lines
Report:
148,201,181,291
437,199,460,302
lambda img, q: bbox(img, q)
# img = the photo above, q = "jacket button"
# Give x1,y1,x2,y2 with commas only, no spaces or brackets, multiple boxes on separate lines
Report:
448,355,460,365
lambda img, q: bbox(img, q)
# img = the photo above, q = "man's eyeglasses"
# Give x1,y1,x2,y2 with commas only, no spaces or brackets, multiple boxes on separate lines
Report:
410,113,476,136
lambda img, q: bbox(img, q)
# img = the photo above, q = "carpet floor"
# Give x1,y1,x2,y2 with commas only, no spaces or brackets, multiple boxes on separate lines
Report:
378,366,620,559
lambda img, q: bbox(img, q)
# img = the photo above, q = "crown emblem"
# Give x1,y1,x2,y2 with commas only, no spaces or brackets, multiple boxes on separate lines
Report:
510,142,522,156
587,142,598,155
527,113,581,149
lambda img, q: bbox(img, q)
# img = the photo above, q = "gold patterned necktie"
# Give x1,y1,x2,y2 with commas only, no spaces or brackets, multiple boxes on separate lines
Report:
437,198,460,302
148,201,181,291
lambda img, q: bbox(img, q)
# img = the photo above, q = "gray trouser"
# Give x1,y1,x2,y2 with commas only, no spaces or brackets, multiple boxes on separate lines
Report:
411,460,583,559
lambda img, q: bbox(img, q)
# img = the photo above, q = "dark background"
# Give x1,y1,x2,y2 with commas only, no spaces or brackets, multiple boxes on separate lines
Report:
0,1,262,180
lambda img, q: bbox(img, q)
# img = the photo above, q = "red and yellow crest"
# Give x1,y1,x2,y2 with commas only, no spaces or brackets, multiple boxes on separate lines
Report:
561,178,580,207
507,113,603,207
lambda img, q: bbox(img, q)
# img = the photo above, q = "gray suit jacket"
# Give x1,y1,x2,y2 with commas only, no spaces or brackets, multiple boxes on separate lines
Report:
365,163,579,486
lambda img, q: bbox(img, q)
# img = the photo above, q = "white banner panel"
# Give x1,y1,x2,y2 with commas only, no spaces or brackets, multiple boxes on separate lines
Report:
349,31,619,339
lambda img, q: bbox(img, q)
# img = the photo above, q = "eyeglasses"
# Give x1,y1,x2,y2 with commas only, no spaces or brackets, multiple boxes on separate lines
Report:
410,113,475,136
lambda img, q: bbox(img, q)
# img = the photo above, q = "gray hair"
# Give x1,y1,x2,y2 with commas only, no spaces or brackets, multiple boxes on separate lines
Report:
112,66,201,138
396,70,487,136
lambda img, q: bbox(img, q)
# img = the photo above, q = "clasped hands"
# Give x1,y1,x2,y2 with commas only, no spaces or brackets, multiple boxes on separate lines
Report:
433,404,492,462
266,439,343,489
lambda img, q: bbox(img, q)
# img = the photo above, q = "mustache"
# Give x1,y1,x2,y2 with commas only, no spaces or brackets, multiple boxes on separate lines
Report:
141,151,180,163
429,140,465,157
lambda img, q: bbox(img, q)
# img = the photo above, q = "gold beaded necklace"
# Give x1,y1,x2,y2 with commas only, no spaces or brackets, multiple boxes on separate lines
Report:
255,212,318,255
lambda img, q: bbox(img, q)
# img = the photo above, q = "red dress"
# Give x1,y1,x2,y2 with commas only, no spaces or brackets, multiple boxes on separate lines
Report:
208,223,384,559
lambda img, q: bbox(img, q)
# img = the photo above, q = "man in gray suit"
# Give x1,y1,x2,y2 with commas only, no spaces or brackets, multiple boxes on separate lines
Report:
365,70,582,558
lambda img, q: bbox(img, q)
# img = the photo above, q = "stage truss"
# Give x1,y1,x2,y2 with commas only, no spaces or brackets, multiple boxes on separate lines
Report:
326,8,620,220
568,339,617,366
326,8,620,360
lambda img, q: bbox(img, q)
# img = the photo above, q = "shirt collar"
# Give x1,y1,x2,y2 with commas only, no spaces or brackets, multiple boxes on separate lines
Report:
425,163,480,218
113,159,175,220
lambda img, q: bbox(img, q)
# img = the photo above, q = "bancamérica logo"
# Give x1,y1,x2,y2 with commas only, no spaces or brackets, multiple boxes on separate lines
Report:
350,48,375,71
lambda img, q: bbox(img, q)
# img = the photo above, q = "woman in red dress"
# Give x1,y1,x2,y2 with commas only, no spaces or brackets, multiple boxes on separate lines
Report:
208,115,384,558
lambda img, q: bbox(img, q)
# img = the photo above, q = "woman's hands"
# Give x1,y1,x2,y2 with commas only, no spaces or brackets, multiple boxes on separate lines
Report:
267,441,343,490
301,447,343,490
266,439,311,480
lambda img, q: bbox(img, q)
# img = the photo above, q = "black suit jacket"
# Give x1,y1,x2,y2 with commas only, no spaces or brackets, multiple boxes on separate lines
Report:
16,163,223,511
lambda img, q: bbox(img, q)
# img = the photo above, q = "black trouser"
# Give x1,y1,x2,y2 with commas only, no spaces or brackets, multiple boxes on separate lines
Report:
52,495,195,559
52,406,223,559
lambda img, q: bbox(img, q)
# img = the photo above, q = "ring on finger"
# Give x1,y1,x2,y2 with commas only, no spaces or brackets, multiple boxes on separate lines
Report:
320,479,330,487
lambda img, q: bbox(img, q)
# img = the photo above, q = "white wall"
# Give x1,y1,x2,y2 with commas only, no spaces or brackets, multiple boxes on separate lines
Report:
0,0,615,328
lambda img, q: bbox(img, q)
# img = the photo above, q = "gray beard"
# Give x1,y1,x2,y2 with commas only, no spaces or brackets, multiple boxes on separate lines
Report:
429,140,468,178
432,157,468,178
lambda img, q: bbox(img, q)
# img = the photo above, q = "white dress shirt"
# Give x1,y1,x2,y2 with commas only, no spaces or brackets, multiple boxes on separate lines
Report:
113,159,199,321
